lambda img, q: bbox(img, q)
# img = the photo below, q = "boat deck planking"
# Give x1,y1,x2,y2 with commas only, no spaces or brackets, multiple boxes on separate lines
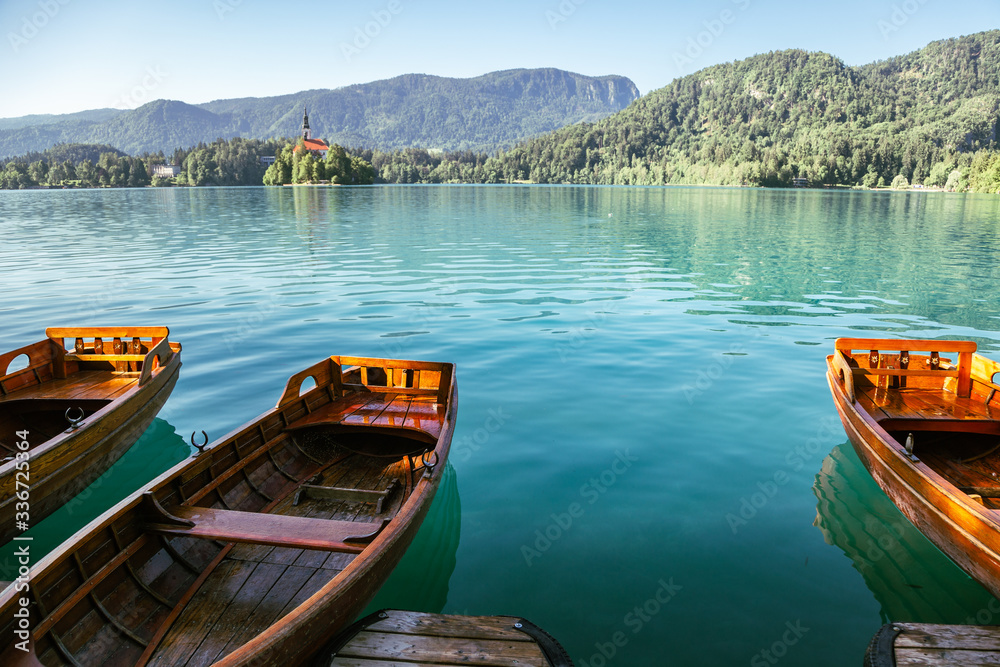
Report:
855,382,997,423
147,454,408,666
0,372,139,404
288,393,445,442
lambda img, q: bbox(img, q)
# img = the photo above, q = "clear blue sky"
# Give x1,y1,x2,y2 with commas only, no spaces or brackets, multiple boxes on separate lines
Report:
1,0,997,118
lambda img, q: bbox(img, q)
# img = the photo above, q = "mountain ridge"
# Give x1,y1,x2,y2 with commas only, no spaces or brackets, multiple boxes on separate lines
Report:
0,69,640,158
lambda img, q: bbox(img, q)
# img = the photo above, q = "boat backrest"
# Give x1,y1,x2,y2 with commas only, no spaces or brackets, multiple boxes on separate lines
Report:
45,327,173,383
277,356,454,408
0,339,58,394
835,338,975,398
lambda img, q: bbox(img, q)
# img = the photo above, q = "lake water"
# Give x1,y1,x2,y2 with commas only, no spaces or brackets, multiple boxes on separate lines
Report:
3,185,1000,666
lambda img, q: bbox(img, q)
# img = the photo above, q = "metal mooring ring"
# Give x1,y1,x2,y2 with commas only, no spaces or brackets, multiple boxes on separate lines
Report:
190,430,209,453
65,407,85,430
421,450,438,470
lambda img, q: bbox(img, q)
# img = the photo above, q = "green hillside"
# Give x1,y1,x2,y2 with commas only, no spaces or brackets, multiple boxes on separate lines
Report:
475,31,999,188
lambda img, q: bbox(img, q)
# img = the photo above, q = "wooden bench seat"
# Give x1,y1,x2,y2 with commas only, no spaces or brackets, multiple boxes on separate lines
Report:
859,385,995,423
0,370,137,404
144,504,388,553
288,391,446,441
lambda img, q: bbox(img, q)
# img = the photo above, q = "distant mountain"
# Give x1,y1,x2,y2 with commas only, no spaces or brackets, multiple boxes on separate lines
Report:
0,108,123,131
479,31,1000,188
0,69,640,158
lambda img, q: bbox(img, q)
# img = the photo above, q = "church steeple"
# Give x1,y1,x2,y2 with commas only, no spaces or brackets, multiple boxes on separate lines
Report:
302,107,311,141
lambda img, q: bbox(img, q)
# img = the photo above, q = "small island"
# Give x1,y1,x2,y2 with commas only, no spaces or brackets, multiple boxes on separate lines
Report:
262,108,374,186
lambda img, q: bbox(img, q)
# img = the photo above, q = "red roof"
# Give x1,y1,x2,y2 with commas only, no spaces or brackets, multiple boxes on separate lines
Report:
294,139,329,153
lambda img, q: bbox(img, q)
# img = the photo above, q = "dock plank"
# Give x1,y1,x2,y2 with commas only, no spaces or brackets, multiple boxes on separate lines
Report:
366,610,532,641
896,622,1000,650
336,630,549,667
896,648,1000,665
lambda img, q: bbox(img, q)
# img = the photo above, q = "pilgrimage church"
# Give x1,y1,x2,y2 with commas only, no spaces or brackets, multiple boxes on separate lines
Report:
293,108,330,159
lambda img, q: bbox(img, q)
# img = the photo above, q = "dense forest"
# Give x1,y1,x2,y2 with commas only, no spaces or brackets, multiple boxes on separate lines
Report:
3,31,1000,192
441,31,1000,190
0,69,639,158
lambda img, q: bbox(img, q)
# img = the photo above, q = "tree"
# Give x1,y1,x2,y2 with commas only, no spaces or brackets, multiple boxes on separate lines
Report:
891,174,909,189
128,158,150,187
46,161,66,185
349,156,375,184
325,144,351,184
944,168,963,192
294,152,315,184
76,160,96,186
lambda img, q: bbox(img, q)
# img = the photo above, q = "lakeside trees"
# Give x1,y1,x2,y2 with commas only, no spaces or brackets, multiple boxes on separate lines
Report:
0,138,283,189
0,149,150,189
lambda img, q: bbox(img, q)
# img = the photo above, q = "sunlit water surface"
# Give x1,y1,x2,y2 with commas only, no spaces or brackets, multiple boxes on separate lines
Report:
3,185,1000,666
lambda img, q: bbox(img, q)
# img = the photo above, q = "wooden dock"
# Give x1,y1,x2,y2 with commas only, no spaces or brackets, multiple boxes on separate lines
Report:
866,622,1000,665
312,609,574,666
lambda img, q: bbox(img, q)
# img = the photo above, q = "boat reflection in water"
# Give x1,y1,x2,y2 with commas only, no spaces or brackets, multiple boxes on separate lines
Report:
813,442,1000,624
361,462,461,614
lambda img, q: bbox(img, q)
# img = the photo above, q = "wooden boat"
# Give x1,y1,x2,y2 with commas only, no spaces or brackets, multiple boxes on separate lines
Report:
310,609,573,666
1,355,455,666
865,622,1000,666
0,327,181,546
826,337,1000,599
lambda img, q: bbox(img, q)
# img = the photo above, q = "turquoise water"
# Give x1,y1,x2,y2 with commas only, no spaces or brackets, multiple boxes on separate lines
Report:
3,185,1000,665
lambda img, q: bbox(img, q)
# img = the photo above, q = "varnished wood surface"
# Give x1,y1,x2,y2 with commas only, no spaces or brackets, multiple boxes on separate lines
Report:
288,393,446,442
0,354,456,667
0,371,138,404
826,338,1000,600
324,611,565,667
146,504,387,553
